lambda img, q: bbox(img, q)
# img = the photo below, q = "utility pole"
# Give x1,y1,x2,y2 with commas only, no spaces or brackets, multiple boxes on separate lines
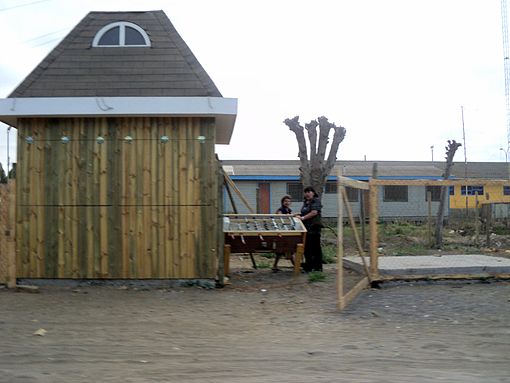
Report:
502,0,510,146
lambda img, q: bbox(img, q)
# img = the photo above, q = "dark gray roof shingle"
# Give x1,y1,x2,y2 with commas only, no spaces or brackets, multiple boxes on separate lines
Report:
10,11,222,98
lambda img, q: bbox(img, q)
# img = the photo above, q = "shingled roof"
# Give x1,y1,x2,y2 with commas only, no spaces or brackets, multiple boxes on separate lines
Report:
10,11,222,98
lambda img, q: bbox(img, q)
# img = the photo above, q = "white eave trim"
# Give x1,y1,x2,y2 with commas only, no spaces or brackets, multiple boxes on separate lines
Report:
0,96,237,144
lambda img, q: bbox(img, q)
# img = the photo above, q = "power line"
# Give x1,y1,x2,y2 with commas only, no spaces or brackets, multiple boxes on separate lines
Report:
31,36,64,48
0,0,51,12
23,27,69,43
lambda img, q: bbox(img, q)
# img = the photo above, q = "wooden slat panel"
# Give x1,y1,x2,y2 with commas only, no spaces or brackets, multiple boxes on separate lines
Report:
15,117,219,280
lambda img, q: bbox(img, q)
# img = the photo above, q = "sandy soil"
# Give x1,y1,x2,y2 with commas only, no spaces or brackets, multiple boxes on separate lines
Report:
1,261,509,383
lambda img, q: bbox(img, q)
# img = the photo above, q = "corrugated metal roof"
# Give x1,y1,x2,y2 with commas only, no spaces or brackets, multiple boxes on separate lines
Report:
221,160,510,179
10,11,221,98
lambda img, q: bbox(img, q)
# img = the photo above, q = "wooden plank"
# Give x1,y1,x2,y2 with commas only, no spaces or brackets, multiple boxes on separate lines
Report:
178,118,188,278
224,174,255,213
18,121,31,276
337,170,344,310
28,122,40,277
337,176,370,190
294,242,304,276
34,123,44,277
7,181,16,288
98,118,109,277
369,165,379,280
341,187,371,281
98,118,110,278
87,118,98,277
223,244,231,277
154,118,162,277
44,120,59,278
341,276,370,310
217,162,225,283
70,118,80,278
479,198,510,205
142,118,152,278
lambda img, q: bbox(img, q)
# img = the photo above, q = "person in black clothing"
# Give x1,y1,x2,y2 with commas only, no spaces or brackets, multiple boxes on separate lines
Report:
275,195,292,215
272,195,293,271
296,186,323,272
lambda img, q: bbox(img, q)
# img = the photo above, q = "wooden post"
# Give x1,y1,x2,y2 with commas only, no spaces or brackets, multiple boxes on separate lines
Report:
474,192,479,246
337,169,344,310
369,163,379,280
223,244,231,277
6,180,16,288
294,243,304,276
427,191,432,247
217,163,225,285
359,189,366,249
486,193,492,247
341,188,370,281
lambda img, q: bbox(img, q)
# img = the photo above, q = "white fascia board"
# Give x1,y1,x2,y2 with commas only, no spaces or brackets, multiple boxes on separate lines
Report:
0,96,238,144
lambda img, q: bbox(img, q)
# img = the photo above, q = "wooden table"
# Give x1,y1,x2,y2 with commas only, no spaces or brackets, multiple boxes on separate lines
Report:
223,214,307,275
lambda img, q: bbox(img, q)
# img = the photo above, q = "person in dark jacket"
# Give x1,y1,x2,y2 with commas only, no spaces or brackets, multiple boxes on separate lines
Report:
297,186,323,272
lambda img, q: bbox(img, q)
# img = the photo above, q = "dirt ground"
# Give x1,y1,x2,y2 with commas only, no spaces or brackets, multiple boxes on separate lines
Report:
1,255,509,383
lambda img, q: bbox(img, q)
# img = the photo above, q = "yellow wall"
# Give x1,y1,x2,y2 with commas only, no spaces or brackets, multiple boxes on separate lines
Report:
450,183,510,209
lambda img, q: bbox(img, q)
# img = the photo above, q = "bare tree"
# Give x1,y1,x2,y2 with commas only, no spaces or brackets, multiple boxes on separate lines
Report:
284,116,346,195
0,163,7,184
434,140,462,248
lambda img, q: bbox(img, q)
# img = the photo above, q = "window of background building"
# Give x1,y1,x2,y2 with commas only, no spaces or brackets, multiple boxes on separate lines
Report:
286,182,303,201
504,186,510,196
325,182,360,201
383,185,408,202
345,187,359,202
425,186,442,201
325,181,337,194
461,185,484,196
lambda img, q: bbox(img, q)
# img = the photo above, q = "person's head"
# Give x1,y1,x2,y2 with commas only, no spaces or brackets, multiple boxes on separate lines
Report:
303,186,318,199
281,195,292,206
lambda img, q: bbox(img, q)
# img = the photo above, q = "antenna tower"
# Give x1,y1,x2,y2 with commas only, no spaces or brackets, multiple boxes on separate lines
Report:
501,0,510,146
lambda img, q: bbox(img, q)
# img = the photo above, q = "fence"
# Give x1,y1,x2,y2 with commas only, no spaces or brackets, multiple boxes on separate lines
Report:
0,180,16,287
336,176,510,309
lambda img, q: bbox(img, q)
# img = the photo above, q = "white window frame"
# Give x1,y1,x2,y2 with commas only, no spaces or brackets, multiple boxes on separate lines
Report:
92,21,151,47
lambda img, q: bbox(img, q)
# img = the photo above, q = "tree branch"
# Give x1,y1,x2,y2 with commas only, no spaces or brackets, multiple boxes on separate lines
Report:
284,116,311,187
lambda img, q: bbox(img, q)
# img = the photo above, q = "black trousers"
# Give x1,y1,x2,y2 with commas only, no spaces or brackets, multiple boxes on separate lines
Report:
303,232,322,272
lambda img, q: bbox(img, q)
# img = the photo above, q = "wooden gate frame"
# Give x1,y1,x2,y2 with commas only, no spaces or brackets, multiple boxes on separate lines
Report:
336,173,510,309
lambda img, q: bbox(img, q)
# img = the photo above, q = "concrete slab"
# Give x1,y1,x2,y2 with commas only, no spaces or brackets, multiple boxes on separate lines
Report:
344,254,510,276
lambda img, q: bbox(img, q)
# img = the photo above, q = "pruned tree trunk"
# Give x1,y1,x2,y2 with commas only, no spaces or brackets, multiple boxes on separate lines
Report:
434,140,462,248
284,116,346,195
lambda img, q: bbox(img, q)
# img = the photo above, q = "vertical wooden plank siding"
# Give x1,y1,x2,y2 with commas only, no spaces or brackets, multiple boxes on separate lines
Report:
16,117,219,279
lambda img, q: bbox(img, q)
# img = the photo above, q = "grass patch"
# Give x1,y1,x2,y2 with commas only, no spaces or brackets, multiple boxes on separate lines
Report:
492,225,510,235
389,243,430,256
322,243,337,264
308,271,326,283
255,260,271,269
381,221,427,237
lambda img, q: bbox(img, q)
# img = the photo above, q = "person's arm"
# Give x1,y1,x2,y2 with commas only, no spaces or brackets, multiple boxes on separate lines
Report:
297,209,318,221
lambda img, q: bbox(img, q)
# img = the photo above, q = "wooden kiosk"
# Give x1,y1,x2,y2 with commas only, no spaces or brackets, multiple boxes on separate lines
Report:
223,214,307,275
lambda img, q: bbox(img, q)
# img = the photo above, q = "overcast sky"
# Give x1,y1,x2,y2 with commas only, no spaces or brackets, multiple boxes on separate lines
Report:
0,0,508,171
